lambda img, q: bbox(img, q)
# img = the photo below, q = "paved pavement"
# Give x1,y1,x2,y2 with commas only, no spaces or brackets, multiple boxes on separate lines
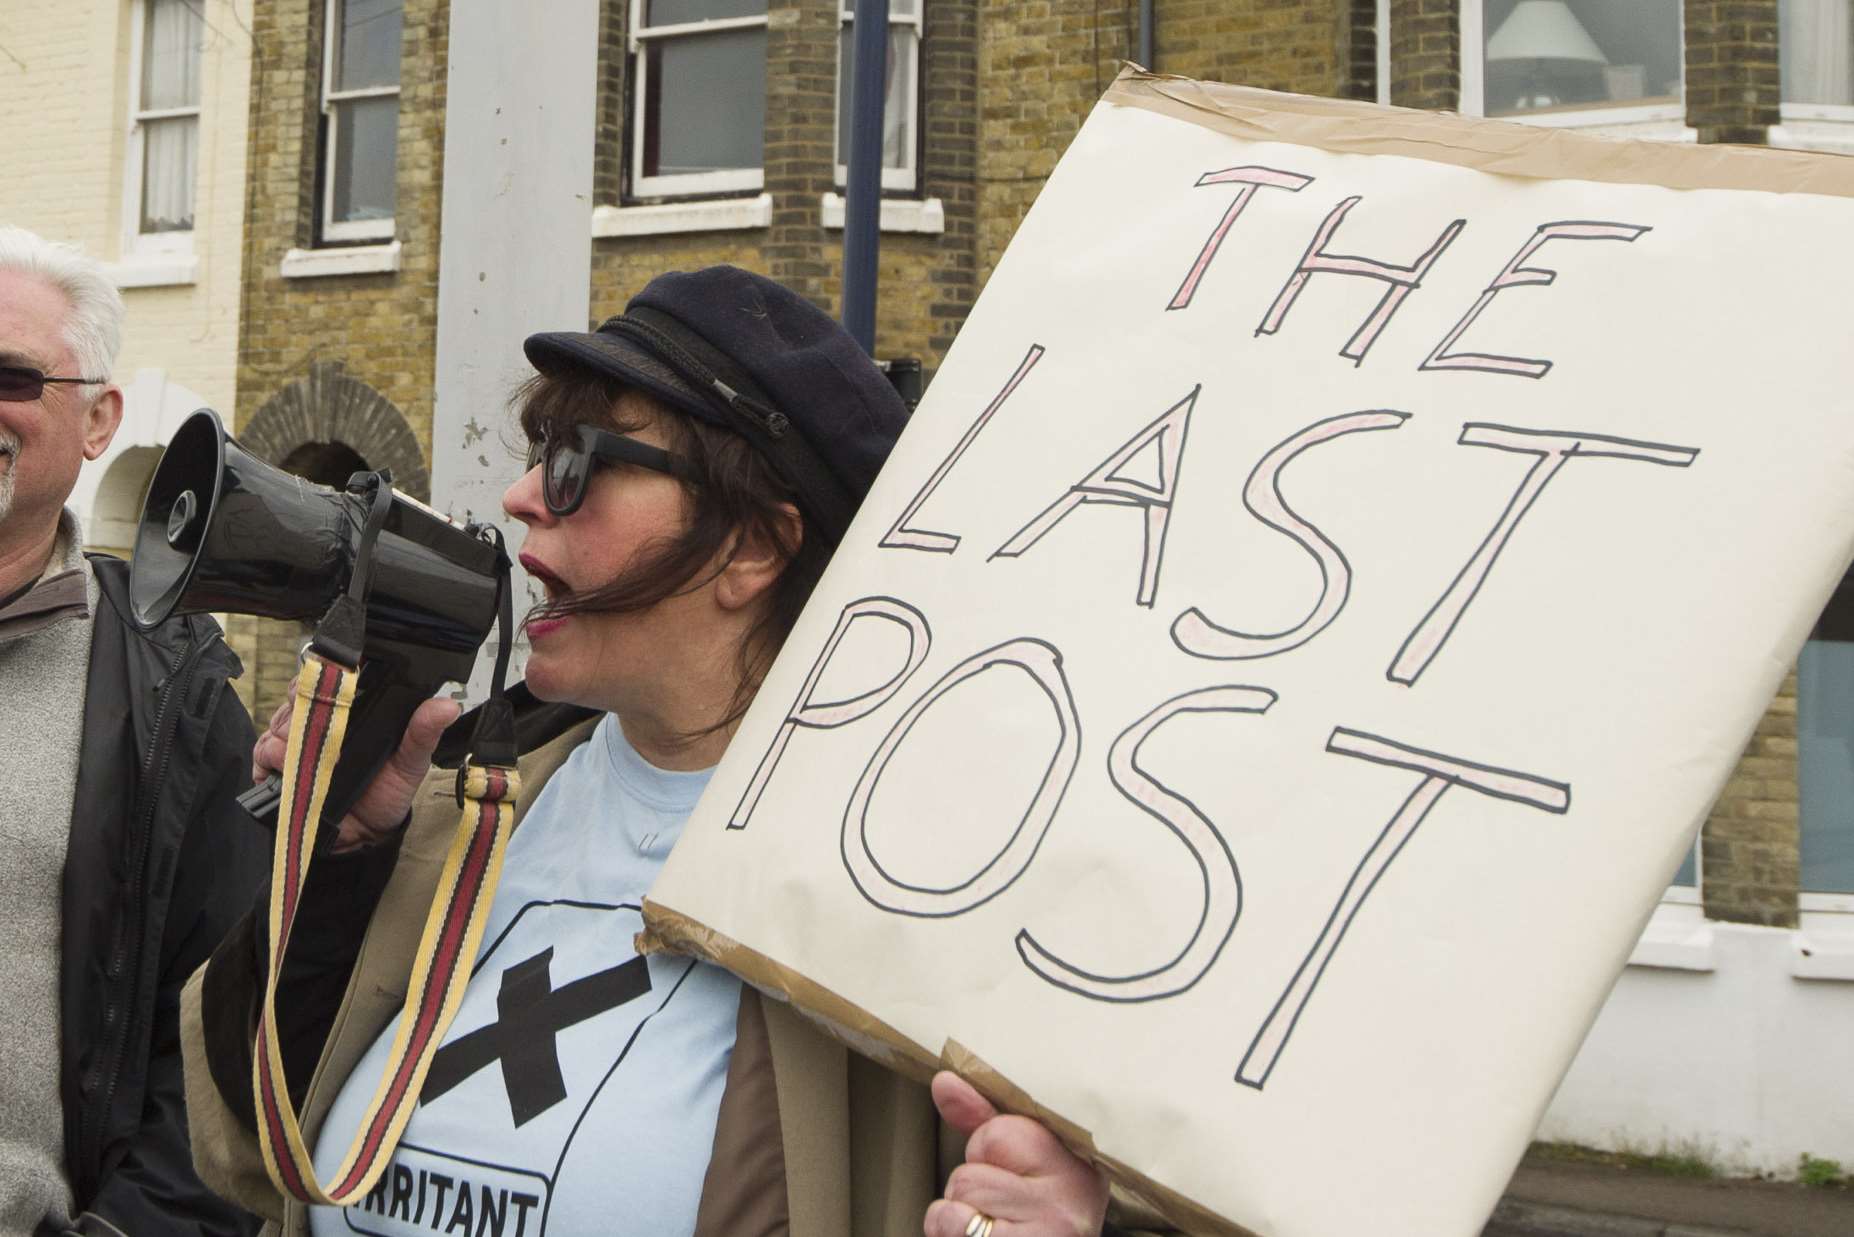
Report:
1482,1158,1854,1237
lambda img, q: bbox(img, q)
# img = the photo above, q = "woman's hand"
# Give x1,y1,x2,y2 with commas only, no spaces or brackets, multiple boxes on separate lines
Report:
253,682,462,852
925,1071,1110,1237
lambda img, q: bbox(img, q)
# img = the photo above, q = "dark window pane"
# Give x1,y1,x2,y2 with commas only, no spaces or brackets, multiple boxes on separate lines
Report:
644,29,765,177
1671,842,1696,887
1483,0,1681,117
337,0,403,91
645,0,766,27
332,96,399,222
141,116,197,232
1801,637,1854,894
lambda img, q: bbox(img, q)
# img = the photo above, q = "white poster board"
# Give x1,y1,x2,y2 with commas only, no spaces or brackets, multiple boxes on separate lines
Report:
644,72,1854,1235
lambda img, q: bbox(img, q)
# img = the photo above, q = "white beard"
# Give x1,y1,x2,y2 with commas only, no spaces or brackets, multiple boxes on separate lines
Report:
0,460,13,528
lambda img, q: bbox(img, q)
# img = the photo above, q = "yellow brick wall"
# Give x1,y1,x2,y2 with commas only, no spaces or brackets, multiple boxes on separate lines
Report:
976,1,1351,287
233,0,449,719
591,0,979,375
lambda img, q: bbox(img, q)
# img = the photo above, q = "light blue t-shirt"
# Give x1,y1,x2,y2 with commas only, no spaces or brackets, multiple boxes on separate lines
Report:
310,716,739,1237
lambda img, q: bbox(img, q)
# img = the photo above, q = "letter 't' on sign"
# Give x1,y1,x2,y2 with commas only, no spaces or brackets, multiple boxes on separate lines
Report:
1236,728,1570,1090
1168,165,1315,311
1389,424,1699,687
991,387,1200,608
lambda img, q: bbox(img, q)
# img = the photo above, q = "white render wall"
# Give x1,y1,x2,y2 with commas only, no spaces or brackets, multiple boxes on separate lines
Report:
0,0,252,546
430,0,600,700
1540,917,1854,1177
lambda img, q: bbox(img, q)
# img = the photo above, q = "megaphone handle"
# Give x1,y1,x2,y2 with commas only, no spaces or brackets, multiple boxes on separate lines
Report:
238,774,285,823
237,671,439,831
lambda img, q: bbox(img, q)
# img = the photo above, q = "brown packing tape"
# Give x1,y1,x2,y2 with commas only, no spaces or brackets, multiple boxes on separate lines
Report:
641,900,1258,1237
939,1038,1099,1157
1106,67,1854,198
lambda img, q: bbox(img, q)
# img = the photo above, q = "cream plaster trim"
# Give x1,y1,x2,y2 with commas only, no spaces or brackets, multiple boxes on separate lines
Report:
104,255,200,289
591,194,772,238
1792,908,1854,981
1770,117,1854,157
819,193,946,234
280,240,403,279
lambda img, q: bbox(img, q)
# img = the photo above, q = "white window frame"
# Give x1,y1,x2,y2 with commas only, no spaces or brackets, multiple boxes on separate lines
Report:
320,0,401,244
1376,0,1391,106
122,0,201,260
629,1,769,199
832,2,924,193
1460,1,1691,136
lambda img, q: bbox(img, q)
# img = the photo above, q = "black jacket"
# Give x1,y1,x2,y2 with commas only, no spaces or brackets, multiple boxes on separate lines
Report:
44,556,267,1237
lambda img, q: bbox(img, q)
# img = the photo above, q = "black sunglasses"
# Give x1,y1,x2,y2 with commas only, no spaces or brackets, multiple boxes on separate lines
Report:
525,423,697,517
0,365,108,403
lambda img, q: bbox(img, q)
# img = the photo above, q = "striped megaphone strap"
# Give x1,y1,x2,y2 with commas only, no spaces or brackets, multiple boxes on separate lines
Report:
253,652,519,1205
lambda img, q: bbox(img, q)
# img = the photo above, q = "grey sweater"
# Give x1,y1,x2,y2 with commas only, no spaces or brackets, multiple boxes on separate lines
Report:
0,512,98,1233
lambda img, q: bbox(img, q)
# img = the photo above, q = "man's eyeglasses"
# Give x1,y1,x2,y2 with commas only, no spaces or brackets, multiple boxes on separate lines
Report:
0,365,107,403
525,424,697,517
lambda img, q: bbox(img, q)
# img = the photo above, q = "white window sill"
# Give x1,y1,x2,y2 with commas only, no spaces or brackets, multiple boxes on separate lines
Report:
280,241,402,279
820,192,945,234
1794,899,1854,980
1626,898,1714,972
104,254,198,289
1770,117,1854,156
1490,104,1696,143
592,194,772,239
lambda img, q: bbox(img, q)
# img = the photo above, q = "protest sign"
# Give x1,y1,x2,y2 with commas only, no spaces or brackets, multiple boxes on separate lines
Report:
642,70,1854,1235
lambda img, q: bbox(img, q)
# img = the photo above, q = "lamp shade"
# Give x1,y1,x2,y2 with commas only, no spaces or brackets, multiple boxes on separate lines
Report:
1487,0,1608,64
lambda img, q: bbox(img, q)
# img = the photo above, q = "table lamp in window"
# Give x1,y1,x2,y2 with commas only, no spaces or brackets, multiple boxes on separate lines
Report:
1486,0,1609,112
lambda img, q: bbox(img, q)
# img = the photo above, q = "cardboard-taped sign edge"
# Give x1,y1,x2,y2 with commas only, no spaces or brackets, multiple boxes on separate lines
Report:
1107,67,1854,199
639,898,1260,1237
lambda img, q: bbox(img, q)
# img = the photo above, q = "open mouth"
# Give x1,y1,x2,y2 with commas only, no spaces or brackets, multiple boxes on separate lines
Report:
520,553,570,604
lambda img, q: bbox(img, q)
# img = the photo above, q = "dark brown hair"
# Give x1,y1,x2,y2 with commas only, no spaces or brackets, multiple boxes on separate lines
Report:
514,367,829,740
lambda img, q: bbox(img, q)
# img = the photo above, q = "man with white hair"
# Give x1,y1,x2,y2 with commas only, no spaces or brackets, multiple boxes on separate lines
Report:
0,224,263,1236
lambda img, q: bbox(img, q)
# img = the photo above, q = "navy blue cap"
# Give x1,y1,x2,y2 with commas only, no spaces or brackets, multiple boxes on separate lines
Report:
524,266,909,543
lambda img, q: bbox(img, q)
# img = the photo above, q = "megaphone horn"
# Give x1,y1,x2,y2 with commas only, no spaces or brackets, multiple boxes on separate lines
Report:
132,408,506,826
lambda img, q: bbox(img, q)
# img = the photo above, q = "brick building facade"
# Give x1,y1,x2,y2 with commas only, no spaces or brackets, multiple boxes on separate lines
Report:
231,0,1847,1006
230,0,449,713
233,0,1366,719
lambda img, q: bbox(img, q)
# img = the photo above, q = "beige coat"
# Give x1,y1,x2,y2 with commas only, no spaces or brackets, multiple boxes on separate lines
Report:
179,720,947,1236
180,719,1171,1235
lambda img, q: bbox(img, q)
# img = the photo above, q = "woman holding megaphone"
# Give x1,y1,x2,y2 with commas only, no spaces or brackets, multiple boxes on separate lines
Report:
179,268,1149,1237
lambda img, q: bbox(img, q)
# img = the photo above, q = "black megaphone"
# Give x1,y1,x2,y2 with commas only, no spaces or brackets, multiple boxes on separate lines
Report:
130,408,507,827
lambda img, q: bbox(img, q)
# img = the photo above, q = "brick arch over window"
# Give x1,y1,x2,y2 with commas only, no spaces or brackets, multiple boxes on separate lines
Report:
240,362,430,500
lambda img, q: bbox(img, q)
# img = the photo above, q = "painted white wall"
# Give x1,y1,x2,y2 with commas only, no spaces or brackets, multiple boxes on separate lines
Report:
1,0,250,553
0,0,251,416
71,367,213,552
1541,919,1854,1176
429,0,600,700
